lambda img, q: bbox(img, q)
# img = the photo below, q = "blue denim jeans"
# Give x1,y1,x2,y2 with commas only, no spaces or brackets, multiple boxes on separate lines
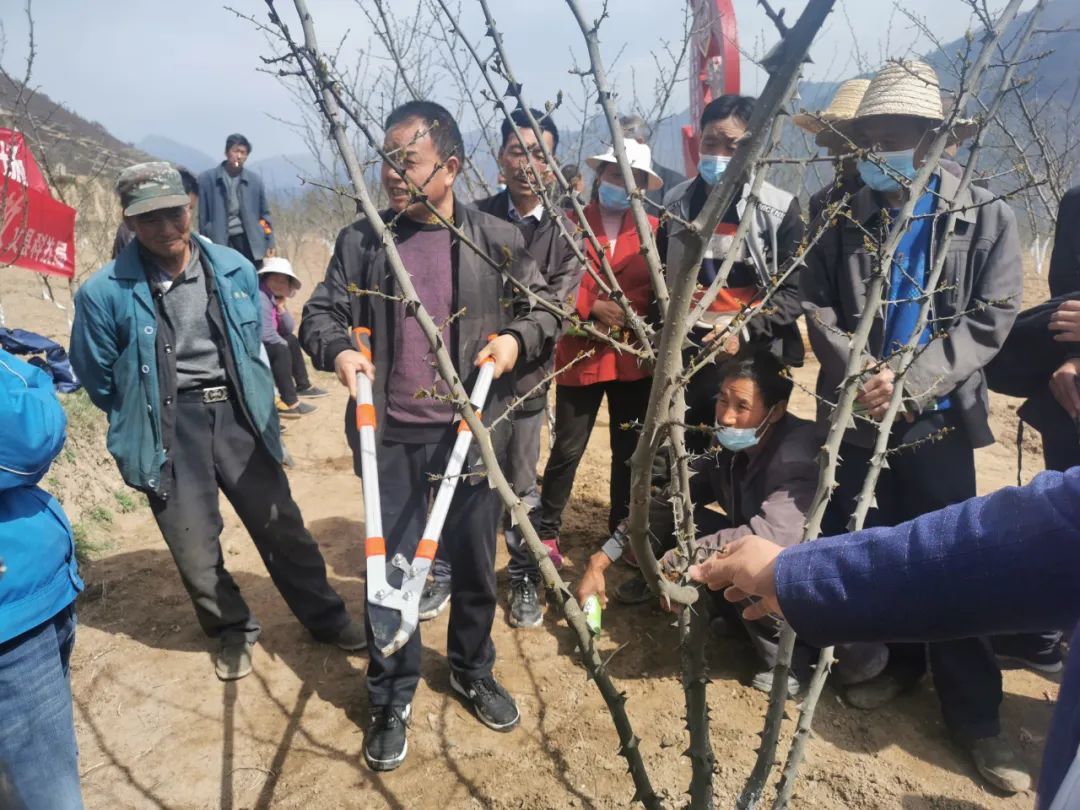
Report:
0,604,83,809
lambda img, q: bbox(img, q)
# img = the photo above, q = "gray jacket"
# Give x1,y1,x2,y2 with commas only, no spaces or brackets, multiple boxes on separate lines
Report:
801,168,1022,449
198,163,275,260
691,412,819,561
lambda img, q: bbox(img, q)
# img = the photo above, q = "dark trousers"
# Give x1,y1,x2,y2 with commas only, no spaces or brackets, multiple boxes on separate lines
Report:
431,407,543,587
366,436,504,707
149,397,349,645
228,232,259,267
503,407,544,582
1023,390,1080,473
265,335,311,405
533,378,652,539
825,411,1002,741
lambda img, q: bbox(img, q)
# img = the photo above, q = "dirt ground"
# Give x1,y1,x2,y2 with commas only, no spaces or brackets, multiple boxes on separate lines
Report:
2,254,1064,808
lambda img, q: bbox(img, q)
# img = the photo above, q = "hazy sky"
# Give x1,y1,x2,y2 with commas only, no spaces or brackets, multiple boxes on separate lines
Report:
1,0,1035,159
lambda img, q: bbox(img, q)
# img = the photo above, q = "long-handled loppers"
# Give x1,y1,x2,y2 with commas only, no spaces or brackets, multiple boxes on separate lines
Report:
352,327,497,656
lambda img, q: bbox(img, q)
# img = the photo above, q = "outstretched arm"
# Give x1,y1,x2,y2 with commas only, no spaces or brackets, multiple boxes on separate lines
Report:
690,467,1080,643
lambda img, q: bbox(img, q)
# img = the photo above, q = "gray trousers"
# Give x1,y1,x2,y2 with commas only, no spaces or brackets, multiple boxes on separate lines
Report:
432,407,543,586
149,396,350,645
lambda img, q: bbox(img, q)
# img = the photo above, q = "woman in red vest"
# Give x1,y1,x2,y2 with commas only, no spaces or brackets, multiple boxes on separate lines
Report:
530,140,662,567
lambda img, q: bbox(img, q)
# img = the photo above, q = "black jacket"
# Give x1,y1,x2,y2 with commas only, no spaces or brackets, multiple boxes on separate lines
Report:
646,413,819,561
472,190,584,410
300,198,560,472
988,185,1080,439
1050,185,1080,298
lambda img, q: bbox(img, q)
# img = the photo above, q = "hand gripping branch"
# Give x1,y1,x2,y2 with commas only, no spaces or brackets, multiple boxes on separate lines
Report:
352,327,497,657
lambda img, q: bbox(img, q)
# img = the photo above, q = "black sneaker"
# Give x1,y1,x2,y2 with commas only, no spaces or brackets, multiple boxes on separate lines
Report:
363,704,411,771
508,579,542,628
297,385,330,399
418,579,452,621
450,672,520,731
993,634,1064,674
329,619,368,651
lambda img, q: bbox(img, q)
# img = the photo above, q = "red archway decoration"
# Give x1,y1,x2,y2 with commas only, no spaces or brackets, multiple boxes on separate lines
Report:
682,0,741,174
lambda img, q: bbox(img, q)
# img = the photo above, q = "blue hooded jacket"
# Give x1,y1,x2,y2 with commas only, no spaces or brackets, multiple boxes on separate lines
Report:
0,350,83,645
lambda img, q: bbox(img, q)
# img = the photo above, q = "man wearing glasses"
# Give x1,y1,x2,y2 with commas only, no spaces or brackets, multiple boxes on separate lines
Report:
70,163,365,682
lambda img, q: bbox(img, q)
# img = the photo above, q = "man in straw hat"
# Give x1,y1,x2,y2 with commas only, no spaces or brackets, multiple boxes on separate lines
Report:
793,77,870,222
70,162,366,683
800,61,1029,792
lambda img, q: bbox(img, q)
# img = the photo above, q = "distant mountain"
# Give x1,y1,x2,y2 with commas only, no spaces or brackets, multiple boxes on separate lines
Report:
248,152,334,195
927,0,1078,102
0,70,151,177
136,135,216,173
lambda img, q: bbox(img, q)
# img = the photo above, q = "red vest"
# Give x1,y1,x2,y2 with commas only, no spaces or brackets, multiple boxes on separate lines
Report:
555,202,657,387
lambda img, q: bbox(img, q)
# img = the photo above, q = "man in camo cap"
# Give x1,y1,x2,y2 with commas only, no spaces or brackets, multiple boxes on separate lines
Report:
70,162,366,682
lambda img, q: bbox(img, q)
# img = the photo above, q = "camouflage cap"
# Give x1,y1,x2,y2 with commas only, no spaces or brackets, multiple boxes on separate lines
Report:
116,162,191,217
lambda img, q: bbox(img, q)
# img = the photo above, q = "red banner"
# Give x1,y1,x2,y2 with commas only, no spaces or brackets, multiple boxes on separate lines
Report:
0,129,76,279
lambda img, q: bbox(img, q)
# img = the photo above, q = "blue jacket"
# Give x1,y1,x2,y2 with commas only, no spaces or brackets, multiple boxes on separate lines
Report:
197,163,275,261
0,350,83,645
70,239,281,496
776,467,1080,809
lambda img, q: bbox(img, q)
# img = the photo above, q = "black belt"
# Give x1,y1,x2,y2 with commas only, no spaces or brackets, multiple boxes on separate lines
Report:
177,385,231,404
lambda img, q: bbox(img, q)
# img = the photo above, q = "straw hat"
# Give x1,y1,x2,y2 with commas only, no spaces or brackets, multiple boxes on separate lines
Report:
586,139,664,191
793,78,870,136
840,60,977,142
258,256,302,291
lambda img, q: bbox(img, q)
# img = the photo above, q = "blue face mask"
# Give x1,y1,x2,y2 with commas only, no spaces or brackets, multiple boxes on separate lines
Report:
698,154,730,186
857,149,918,192
714,406,775,453
598,181,631,211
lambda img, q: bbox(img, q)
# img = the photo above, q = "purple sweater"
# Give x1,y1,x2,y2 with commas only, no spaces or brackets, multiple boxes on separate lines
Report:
385,220,455,431
776,467,1080,808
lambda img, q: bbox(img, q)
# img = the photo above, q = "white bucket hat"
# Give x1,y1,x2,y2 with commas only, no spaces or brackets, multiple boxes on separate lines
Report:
792,78,870,147
258,256,302,291
586,138,663,191
840,60,977,142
